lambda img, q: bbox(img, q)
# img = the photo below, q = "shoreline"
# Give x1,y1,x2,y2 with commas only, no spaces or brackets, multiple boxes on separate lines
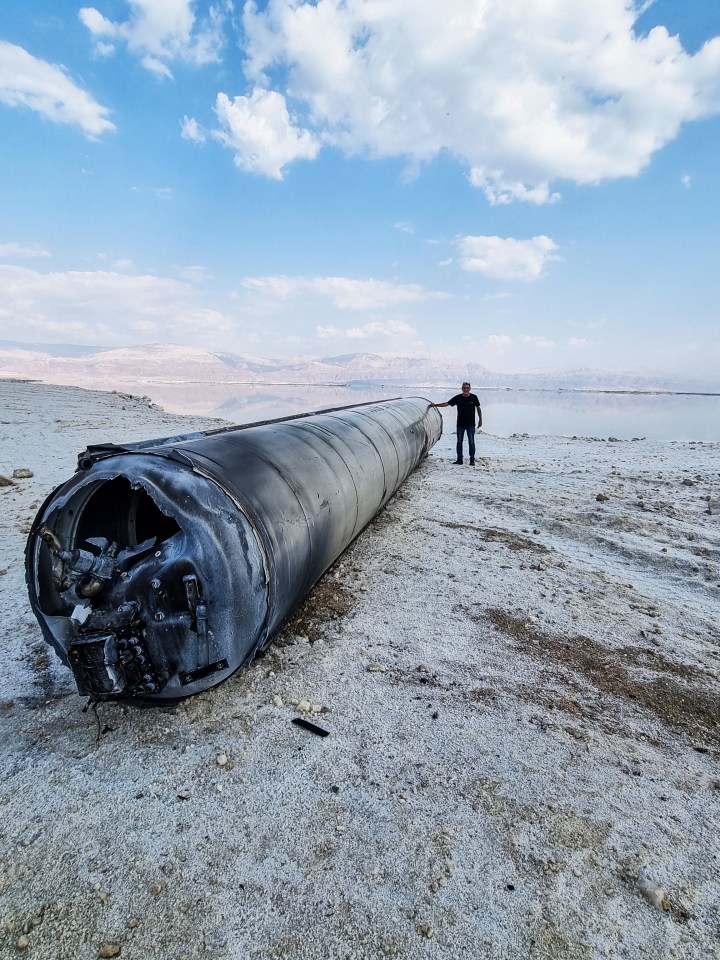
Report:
1,380,719,960
4,375,720,446
4,373,720,399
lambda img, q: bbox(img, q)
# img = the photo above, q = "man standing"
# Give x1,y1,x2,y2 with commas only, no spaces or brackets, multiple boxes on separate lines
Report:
430,382,482,465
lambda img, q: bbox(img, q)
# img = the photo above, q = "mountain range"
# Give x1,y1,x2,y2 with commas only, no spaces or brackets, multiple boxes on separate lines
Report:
0,340,717,394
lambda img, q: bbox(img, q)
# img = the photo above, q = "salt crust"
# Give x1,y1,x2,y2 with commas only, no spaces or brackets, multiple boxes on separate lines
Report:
0,380,718,959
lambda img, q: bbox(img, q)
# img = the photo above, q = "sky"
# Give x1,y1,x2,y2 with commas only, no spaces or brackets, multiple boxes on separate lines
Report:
1,0,719,376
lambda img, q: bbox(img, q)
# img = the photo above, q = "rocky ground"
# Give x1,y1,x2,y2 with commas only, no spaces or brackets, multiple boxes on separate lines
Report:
0,380,718,960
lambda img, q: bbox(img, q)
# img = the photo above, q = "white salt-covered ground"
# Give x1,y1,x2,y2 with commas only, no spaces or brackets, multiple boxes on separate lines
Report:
0,380,718,960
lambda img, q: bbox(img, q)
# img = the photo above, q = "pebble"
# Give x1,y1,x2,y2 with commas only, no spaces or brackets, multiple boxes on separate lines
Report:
13,468,34,479
99,945,121,958
638,871,669,911
596,493,610,502
367,664,387,673
272,694,284,708
16,936,30,950
0,475,14,487
216,753,228,766
294,700,324,714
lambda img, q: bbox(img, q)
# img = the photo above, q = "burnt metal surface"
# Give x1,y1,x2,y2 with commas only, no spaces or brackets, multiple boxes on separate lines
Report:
26,398,442,703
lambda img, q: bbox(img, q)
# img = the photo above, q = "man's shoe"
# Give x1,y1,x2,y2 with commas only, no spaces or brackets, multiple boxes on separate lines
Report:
469,458,475,466
453,459,463,465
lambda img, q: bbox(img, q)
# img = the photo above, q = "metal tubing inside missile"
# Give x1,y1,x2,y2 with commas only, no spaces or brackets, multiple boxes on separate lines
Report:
26,398,442,703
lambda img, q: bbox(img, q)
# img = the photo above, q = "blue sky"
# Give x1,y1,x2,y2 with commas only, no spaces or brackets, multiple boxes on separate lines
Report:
1,0,719,376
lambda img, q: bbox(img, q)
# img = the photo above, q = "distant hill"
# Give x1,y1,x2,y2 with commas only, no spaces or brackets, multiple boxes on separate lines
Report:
0,341,717,394
0,338,102,358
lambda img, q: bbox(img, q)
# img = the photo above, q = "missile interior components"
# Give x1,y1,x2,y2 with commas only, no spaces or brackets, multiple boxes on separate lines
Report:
26,398,442,703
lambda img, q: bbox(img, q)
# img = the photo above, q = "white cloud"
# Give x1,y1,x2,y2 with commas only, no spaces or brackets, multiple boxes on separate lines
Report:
131,185,175,200
0,264,231,345
140,55,174,79
212,89,319,178
0,41,115,137
243,275,446,309
79,7,118,45
472,333,515,358
468,169,560,206
568,337,589,348
0,243,51,260
79,0,227,76
316,325,341,339
176,264,213,282
457,235,559,281
316,319,416,341
95,40,116,58
181,115,206,142
346,319,416,339
520,335,555,349
682,173,692,188
242,0,720,201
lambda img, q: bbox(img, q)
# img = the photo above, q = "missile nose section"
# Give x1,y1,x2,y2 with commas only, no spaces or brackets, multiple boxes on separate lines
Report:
25,398,442,703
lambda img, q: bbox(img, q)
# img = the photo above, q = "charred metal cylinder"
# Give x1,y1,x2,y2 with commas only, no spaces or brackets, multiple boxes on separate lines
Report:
26,398,442,703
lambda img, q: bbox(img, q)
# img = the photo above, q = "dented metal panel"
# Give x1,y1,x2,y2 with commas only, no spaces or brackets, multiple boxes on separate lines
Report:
26,398,442,703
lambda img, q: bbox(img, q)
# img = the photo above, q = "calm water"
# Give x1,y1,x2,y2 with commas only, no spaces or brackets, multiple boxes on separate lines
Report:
111,380,720,443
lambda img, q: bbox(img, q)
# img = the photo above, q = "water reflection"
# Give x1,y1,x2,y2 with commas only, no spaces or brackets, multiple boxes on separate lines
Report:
105,379,720,442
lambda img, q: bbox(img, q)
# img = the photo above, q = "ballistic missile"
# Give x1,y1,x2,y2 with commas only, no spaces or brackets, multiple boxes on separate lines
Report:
26,398,442,703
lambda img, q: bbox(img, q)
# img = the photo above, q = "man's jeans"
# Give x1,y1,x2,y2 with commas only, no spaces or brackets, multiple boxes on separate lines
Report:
456,426,475,461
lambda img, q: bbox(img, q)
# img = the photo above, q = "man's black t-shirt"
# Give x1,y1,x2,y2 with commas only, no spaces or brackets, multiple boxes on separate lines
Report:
449,392,481,428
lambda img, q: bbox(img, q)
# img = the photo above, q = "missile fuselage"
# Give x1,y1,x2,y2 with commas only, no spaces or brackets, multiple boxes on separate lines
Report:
26,398,442,703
